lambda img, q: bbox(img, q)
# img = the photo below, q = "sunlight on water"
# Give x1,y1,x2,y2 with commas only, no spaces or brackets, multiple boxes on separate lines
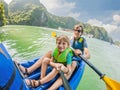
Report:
0,25,120,90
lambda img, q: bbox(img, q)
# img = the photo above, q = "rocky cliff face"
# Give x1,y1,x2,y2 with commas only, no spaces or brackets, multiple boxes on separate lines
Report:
7,0,79,28
9,0,45,12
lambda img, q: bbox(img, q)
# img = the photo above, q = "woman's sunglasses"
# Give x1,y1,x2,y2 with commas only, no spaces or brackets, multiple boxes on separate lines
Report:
74,30,82,33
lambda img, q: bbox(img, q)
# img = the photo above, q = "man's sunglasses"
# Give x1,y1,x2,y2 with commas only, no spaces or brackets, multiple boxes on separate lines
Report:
74,30,82,33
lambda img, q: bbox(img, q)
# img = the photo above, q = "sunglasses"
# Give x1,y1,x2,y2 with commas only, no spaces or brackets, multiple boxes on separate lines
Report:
74,30,82,33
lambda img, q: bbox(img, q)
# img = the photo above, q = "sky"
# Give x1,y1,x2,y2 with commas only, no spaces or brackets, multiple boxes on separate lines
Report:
4,0,120,34
39,0,120,34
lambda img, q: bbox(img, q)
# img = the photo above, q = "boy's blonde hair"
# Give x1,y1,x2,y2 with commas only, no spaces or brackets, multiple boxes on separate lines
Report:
56,35,70,46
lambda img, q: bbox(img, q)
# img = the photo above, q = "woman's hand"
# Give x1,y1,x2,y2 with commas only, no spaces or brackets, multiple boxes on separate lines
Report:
74,49,82,56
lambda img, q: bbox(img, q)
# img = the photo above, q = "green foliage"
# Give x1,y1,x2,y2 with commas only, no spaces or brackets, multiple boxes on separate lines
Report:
47,14,79,29
82,24,113,42
0,3,6,26
3,1,8,17
114,41,120,46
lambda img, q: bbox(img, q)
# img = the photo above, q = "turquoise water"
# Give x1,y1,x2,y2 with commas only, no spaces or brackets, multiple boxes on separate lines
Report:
0,25,120,90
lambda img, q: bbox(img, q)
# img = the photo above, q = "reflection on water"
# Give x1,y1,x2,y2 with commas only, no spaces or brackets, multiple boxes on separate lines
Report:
0,25,120,90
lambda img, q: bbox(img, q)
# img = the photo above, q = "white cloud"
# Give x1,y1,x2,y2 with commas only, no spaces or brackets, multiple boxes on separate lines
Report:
40,0,80,19
103,24,117,33
87,19,118,33
40,0,61,11
68,12,80,19
87,19,102,26
4,0,12,4
113,14,120,25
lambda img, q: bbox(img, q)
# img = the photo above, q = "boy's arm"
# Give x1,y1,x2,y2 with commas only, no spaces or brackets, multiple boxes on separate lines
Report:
49,60,63,69
49,61,56,67
65,53,72,74
66,64,72,75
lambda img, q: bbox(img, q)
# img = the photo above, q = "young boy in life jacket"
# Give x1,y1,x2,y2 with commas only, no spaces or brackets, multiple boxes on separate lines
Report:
25,35,74,89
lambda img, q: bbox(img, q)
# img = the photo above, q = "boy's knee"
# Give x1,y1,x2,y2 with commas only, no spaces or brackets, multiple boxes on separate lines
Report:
48,50,52,54
53,68,59,73
43,58,50,64
46,50,52,58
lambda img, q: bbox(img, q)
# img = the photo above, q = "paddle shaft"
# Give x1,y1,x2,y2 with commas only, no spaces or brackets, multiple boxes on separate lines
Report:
78,54,120,90
59,70,72,90
78,55,105,78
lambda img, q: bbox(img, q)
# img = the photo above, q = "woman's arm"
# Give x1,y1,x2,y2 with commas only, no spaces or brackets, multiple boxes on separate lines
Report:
83,38,90,59
84,48,90,59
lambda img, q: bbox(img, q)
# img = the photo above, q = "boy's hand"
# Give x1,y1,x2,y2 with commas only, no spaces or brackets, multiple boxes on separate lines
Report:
55,63,63,70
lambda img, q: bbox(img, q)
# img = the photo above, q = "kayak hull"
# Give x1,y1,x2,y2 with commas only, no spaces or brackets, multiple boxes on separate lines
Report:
0,43,85,90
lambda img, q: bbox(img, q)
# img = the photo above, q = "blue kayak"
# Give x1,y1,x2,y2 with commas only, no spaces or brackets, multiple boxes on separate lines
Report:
0,43,85,90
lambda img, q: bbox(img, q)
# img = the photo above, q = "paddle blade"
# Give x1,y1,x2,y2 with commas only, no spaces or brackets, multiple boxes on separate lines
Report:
51,31,57,37
102,76,120,90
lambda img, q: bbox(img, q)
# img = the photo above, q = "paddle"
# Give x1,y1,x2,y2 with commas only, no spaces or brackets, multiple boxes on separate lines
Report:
51,31,72,90
59,70,72,90
71,46,120,90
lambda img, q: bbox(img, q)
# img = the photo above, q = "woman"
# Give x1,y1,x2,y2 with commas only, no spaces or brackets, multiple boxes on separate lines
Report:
71,24,90,59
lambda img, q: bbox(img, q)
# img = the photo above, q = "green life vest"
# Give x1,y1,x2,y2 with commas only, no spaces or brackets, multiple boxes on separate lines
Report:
53,47,73,65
